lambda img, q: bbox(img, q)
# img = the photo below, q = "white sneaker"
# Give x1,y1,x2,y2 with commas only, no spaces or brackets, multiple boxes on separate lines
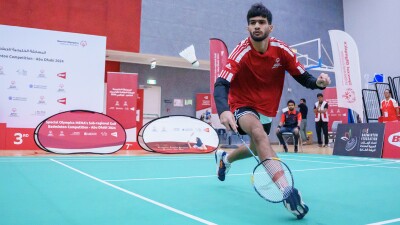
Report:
214,149,231,181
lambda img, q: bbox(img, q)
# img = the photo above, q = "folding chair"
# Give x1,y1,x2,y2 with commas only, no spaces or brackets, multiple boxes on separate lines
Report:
279,132,303,152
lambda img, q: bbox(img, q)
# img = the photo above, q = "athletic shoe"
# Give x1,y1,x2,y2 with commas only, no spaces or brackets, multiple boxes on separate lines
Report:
283,145,288,153
283,187,309,219
294,146,298,153
214,149,230,181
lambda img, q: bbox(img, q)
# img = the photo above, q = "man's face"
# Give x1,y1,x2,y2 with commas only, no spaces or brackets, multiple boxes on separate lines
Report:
288,103,295,111
384,90,391,99
248,16,272,42
318,96,324,103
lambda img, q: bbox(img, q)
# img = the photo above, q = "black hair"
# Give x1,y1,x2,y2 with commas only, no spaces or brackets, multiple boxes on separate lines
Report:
287,99,295,105
300,98,306,103
247,3,272,24
317,93,323,97
384,89,392,94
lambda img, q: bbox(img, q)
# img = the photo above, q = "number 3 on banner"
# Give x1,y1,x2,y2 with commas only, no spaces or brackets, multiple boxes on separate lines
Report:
14,132,29,145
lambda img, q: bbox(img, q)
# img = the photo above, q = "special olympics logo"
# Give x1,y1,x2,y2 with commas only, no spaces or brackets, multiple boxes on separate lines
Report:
342,88,356,103
80,41,87,47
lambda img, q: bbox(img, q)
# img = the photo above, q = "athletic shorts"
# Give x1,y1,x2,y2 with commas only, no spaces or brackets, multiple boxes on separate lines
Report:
233,107,272,135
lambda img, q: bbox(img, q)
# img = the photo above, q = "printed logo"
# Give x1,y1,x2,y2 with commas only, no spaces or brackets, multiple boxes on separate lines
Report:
9,96,27,101
80,41,87,47
70,132,81,136
38,69,46,78
226,63,231,70
29,84,47,89
111,132,118,137
9,108,18,117
388,132,400,148
16,69,27,76
340,129,358,151
342,88,356,103
32,110,46,116
8,81,17,89
38,96,46,105
57,84,66,92
57,98,67,105
48,131,54,136
57,72,66,79
272,58,281,69
59,131,65,136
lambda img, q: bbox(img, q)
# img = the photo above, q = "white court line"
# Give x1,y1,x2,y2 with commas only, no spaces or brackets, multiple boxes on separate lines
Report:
50,159,217,225
105,161,398,182
366,218,400,225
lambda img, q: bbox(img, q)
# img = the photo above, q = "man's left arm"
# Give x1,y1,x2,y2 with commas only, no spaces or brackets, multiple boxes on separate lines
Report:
292,71,331,90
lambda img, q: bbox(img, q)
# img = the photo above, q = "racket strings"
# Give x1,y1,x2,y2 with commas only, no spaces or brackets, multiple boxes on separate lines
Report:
263,160,289,189
253,159,293,202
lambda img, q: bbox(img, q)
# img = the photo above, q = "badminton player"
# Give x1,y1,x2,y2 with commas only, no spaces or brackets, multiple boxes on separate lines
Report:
213,3,331,219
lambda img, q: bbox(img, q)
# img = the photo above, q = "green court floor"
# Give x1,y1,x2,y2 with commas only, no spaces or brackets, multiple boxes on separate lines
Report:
1,153,399,225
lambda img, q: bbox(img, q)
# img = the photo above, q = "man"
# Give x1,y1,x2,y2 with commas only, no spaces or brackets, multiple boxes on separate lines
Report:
187,137,207,150
380,89,399,122
314,93,329,147
276,100,301,153
298,98,308,143
213,3,330,219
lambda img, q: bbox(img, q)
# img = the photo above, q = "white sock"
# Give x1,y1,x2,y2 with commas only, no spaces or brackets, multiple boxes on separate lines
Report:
223,154,231,165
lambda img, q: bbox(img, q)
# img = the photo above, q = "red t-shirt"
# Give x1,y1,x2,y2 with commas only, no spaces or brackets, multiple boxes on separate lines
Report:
381,98,399,120
218,37,306,117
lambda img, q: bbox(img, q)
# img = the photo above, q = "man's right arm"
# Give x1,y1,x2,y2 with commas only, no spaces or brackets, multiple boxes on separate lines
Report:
214,77,231,116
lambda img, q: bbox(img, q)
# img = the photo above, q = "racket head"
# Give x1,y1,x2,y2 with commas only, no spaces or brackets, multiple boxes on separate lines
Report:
251,157,294,203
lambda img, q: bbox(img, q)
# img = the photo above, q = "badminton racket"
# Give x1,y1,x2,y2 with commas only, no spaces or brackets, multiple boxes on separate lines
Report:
234,132,294,203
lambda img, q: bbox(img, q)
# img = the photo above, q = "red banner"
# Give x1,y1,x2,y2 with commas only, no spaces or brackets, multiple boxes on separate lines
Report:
106,72,138,129
209,38,228,114
5,128,39,150
0,123,6,149
382,121,400,159
124,88,144,150
323,87,348,131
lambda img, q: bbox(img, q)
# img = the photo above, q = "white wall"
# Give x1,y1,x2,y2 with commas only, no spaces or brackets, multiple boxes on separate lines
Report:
343,0,400,84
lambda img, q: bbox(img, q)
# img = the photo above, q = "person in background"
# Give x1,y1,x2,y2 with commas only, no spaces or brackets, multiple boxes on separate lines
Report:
276,100,302,153
314,93,329,147
380,89,399,122
298,98,308,143
188,137,207,150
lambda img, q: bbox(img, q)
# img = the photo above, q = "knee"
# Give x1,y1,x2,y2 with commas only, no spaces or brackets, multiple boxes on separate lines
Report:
249,127,267,143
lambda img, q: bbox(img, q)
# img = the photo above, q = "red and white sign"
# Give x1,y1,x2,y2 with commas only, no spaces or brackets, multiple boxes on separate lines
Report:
5,128,39,150
106,72,138,129
0,123,6,149
329,30,363,121
382,121,400,159
323,87,348,131
35,110,126,154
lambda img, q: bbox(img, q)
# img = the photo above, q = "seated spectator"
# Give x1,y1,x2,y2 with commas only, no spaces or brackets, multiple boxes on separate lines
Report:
276,99,302,153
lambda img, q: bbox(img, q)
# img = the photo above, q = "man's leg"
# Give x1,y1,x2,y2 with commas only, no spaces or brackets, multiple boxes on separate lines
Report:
322,122,329,146
299,119,307,142
315,121,322,146
292,127,299,152
237,114,276,161
276,127,289,152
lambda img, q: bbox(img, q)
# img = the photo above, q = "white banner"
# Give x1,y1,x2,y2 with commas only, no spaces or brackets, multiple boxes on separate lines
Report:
0,25,106,128
329,30,363,121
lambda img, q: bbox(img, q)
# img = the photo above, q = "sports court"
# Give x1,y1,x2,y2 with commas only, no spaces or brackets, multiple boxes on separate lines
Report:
1,149,399,225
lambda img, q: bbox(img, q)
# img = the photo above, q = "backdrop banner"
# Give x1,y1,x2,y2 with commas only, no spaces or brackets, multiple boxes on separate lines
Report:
0,25,106,149
333,123,385,158
382,121,400,159
329,30,363,122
